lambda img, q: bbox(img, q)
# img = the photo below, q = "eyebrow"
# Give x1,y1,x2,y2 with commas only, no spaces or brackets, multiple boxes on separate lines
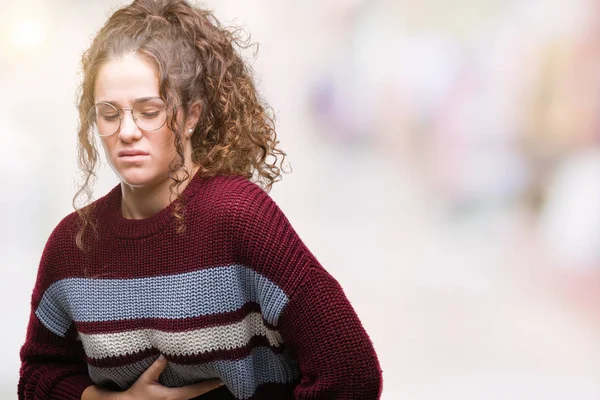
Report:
96,96,160,106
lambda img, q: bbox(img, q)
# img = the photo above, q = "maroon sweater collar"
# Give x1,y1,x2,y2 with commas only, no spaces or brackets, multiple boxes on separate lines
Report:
101,172,206,239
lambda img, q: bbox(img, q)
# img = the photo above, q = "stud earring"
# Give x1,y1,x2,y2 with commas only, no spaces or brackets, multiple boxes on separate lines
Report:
188,128,193,134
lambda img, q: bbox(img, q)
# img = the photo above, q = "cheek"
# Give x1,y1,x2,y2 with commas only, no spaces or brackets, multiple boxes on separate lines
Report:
154,131,178,158
99,138,114,156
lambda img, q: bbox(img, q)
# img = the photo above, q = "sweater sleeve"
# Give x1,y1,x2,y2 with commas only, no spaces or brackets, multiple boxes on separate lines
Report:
18,221,94,400
19,313,95,400
278,266,383,400
226,178,383,399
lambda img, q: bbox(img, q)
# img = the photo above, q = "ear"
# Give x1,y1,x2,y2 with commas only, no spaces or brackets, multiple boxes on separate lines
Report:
185,102,202,137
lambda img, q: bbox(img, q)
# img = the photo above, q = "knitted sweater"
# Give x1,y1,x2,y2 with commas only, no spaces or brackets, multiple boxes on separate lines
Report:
18,173,383,400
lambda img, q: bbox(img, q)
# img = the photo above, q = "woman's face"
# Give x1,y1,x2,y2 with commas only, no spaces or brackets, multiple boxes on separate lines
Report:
94,53,192,189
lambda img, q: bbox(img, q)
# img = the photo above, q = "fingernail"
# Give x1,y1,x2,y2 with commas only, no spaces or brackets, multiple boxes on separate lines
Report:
158,354,165,361
219,381,225,386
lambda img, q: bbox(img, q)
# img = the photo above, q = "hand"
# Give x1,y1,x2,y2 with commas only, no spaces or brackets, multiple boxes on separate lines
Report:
122,354,223,400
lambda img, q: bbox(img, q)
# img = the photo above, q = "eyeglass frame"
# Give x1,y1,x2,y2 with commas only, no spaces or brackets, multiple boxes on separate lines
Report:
88,96,181,137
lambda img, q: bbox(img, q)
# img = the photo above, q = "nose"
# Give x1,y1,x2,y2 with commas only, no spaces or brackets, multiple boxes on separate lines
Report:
117,109,142,142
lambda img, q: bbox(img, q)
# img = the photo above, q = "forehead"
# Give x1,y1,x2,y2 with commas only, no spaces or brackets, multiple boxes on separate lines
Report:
94,53,159,105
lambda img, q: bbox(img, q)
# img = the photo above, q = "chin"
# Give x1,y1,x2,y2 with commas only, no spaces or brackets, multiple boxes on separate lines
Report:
116,169,164,188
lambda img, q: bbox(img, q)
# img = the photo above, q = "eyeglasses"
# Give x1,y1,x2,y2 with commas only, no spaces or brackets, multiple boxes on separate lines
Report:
88,97,175,137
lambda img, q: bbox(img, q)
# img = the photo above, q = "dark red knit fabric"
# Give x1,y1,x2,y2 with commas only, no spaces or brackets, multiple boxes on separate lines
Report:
18,174,383,400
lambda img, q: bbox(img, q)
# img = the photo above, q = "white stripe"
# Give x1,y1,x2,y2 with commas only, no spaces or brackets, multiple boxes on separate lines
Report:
79,312,284,359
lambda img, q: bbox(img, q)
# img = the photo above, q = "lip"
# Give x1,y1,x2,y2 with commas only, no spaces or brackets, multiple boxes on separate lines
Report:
118,149,149,157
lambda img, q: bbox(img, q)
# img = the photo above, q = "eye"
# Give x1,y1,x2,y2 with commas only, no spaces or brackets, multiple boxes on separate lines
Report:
140,111,161,118
101,114,119,122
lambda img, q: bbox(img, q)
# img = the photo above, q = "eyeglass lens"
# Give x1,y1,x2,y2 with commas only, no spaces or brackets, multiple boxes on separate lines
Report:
90,97,168,136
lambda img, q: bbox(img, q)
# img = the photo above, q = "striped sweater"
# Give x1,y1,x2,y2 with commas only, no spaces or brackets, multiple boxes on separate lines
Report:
18,174,383,400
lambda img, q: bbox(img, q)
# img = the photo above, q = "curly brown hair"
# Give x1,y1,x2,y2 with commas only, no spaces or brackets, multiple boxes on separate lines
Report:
73,0,289,251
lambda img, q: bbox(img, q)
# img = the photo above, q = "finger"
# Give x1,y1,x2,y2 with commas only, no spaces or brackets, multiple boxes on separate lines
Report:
167,379,223,399
139,354,169,382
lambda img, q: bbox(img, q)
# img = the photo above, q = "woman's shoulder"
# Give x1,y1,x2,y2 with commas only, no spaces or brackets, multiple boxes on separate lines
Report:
202,173,268,195
194,174,290,235
197,174,274,211
189,174,286,234
46,188,115,250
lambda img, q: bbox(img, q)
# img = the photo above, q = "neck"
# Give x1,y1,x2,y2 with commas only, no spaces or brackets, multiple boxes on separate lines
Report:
120,163,200,220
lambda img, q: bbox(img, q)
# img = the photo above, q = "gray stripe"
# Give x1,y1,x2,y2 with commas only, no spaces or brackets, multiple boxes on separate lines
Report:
36,264,289,337
88,347,300,399
35,297,71,335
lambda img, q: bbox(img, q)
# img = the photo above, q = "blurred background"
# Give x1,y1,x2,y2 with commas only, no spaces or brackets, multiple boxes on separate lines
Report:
3,0,600,398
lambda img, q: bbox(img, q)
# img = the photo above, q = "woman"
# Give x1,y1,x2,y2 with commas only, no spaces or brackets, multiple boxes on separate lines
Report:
17,0,383,399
